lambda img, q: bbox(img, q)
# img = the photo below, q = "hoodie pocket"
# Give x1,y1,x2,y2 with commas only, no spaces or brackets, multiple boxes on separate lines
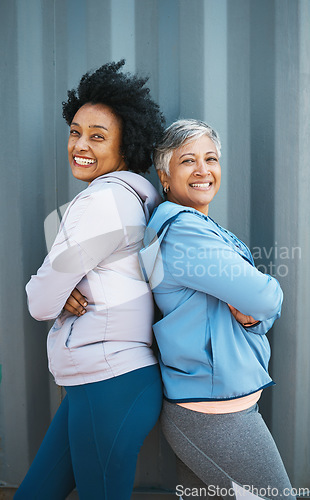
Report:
65,317,78,348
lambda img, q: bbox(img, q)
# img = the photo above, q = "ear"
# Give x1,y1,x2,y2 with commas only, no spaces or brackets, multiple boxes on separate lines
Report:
157,169,169,189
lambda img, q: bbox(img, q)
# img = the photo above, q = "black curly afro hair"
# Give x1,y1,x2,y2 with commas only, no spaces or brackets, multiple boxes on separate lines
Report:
62,60,165,174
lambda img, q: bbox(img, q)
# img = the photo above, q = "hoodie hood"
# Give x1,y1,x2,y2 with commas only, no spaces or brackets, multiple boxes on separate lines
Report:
91,171,162,224
145,201,202,235
139,201,204,288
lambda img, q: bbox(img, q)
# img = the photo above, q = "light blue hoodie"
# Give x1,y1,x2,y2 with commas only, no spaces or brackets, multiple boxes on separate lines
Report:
139,201,283,402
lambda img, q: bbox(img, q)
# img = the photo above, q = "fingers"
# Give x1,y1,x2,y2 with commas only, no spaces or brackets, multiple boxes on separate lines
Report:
227,304,240,319
245,315,256,324
227,304,236,314
243,319,260,327
64,288,88,316
64,301,85,316
227,304,257,326
71,288,88,306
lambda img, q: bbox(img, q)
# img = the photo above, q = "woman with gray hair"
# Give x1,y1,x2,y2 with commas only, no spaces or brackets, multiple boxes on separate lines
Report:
139,119,294,499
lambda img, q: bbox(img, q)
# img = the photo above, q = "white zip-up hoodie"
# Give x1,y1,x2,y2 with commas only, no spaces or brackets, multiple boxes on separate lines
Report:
26,171,162,386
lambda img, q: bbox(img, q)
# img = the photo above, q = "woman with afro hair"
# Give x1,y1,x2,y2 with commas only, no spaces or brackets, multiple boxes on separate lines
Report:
16,60,165,500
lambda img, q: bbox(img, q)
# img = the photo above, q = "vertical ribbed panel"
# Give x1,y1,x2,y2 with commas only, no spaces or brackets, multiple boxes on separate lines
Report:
0,0,309,494
272,0,310,488
203,0,228,227
227,0,251,242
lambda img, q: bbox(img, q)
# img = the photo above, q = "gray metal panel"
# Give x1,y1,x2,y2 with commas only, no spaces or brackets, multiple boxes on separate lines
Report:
272,0,310,488
227,0,251,242
0,0,309,494
249,0,277,428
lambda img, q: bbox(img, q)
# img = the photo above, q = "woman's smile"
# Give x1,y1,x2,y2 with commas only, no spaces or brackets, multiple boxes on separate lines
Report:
159,134,221,216
68,102,127,183
73,155,97,167
189,182,212,189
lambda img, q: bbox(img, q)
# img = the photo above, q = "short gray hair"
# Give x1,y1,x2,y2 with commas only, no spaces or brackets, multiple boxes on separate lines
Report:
154,119,221,175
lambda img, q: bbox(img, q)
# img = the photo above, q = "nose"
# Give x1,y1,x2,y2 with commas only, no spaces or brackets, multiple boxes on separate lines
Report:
74,134,89,151
194,160,211,176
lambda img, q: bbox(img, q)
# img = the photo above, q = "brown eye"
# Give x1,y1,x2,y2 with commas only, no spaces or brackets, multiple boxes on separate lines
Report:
92,134,105,140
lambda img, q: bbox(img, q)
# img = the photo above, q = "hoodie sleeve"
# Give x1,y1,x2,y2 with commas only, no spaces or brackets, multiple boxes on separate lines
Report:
26,186,135,321
243,316,281,335
163,215,283,326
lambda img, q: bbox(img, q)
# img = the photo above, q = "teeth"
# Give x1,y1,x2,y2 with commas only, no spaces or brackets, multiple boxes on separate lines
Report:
190,183,211,187
74,157,96,165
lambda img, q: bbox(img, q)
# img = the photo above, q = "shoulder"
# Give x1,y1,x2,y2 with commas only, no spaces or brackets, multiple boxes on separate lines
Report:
59,182,139,238
147,203,221,245
167,210,219,238
72,178,140,213
90,171,161,202
150,202,208,228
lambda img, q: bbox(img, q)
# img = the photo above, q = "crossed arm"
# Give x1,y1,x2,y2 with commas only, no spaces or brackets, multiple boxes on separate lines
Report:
64,287,258,327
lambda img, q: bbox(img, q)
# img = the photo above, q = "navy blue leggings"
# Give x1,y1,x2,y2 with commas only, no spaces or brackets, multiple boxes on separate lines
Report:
14,364,162,500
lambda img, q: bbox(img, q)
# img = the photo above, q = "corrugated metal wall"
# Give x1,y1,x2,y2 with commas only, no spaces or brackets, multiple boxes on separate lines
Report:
0,0,309,496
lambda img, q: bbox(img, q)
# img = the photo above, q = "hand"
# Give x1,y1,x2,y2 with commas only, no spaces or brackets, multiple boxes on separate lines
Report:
64,288,88,317
227,304,259,327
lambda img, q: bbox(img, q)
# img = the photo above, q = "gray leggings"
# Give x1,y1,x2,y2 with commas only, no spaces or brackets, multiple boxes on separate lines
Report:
160,401,295,500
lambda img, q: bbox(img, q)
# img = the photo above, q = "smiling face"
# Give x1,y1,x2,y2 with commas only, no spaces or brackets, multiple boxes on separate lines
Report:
68,102,127,183
158,134,221,216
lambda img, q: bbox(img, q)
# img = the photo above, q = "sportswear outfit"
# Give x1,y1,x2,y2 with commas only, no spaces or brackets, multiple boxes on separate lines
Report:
15,172,163,500
139,201,294,500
